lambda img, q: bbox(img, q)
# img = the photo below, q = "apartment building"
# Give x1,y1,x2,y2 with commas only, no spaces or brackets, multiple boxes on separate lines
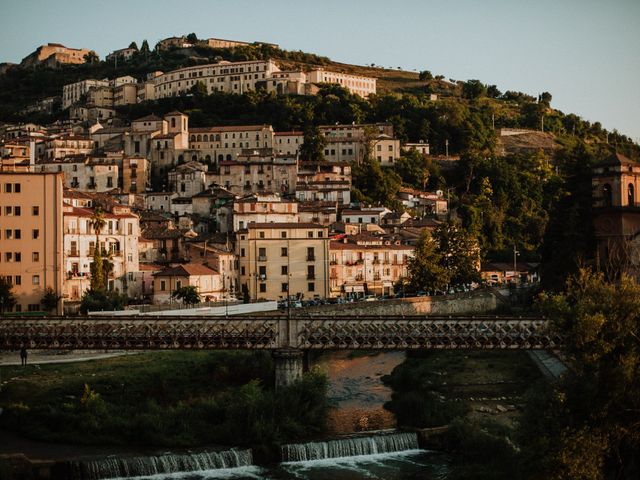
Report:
153,60,280,99
329,234,413,297
106,47,137,62
274,131,303,156
308,69,377,98
296,163,352,205
44,136,94,161
342,206,392,225
167,161,207,197
404,141,430,155
21,43,91,68
0,172,64,313
320,123,400,164
188,125,274,161
122,156,149,194
62,198,141,301
215,153,297,196
37,156,119,192
397,188,448,215
63,79,110,109
233,193,299,231
237,223,329,301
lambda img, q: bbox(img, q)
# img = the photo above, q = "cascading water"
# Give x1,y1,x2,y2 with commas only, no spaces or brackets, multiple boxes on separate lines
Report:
67,448,253,480
281,431,419,462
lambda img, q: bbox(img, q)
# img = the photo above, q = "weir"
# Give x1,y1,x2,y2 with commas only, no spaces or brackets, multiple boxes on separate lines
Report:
64,448,252,480
281,431,420,462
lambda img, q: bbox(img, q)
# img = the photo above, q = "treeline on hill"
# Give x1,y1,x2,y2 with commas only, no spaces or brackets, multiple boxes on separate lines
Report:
2,42,639,289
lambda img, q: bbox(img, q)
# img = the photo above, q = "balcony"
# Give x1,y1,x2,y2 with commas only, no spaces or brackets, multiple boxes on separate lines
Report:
258,255,267,262
87,183,96,190
258,274,267,280
306,255,316,262
68,249,79,257
330,260,338,265
307,273,316,280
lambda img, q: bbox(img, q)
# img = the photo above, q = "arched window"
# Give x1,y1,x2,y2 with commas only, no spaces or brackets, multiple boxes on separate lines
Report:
171,118,176,128
192,155,197,162
629,184,635,206
226,154,232,161
603,184,612,207
196,135,202,142
190,135,195,141
177,154,184,164
205,154,211,163
218,154,224,162
203,134,209,142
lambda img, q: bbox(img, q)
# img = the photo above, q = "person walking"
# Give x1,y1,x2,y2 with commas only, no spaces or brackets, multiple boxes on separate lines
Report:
19,347,27,366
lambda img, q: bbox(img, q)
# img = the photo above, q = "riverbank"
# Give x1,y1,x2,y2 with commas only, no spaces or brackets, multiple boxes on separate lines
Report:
0,351,328,465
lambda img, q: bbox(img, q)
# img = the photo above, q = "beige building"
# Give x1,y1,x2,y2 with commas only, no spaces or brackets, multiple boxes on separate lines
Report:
233,193,299,231
189,125,274,162
122,156,149,194
329,234,413,297
0,172,64,313
404,141,430,155
215,153,297,196
274,131,303,156
296,163,352,205
63,79,110,109
37,156,118,192
106,47,137,62
237,223,330,301
167,161,207,197
21,43,91,68
320,123,400,164
62,198,141,302
153,263,222,304
153,60,281,98
44,136,94,161
308,69,377,98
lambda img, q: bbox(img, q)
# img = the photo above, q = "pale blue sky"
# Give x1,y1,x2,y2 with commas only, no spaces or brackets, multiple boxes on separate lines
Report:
1,0,638,140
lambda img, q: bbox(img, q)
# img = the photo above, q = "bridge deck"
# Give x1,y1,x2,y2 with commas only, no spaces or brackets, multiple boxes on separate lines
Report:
0,315,561,350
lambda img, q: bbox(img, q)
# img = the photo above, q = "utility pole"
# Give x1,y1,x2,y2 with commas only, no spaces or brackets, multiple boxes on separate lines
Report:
541,115,544,133
445,139,449,158
513,245,519,285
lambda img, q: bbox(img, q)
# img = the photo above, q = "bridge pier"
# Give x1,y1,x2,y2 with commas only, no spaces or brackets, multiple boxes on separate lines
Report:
273,349,304,388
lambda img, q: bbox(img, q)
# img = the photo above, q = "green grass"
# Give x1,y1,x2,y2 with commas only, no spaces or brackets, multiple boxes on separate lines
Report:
0,351,328,455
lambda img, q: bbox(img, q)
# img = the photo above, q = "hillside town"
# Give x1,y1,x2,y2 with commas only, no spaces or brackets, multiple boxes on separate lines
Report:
0,39,465,315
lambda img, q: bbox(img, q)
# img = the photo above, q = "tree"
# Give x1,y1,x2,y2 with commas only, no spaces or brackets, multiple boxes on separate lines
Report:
128,41,139,51
299,124,326,162
522,270,640,480
89,208,107,292
83,51,99,64
0,277,17,314
140,40,150,54
190,80,208,98
419,70,433,81
487,85,502,98
462,79,487,100
408,230,450,292
172,285,200,305
41,287,61,314
539,91,552,106
186,33,198,44
408,222,481,292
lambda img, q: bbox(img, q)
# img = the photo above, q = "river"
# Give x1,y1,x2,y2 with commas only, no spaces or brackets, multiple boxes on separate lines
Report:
78,352,451,480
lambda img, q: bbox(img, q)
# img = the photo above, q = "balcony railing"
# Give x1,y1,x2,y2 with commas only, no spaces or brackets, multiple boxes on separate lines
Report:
258,255,267,261
307,255,315,261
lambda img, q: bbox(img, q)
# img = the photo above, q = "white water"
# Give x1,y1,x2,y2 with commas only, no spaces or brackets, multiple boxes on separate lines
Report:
281,432,419,462
70,449,252,480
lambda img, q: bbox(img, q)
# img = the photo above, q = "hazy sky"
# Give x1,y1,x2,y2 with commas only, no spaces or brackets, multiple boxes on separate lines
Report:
2,0,638,140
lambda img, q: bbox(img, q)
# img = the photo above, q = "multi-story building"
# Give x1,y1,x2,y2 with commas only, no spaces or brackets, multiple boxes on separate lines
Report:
21,43,92,68
329,233,413,297
144,192,179,212
296,163,352,205
397,188,448,215
0,172,64,313
188,125,274,162
153,60,280,99
62,198,141,301
215,153,297,196
63,79,110,109
106,47,137,63
320,123,400,165
341,206,392,225
308,69,377,98
274,131,303,156
44,135,94,161
37,156,119,192
237,223,330,301
167,161,207,197
298,202,338,226
233,193,299,231
404,141,430,155
122,156,149,194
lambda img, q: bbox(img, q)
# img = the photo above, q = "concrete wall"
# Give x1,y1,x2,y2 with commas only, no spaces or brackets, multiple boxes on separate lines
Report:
305,289,497,316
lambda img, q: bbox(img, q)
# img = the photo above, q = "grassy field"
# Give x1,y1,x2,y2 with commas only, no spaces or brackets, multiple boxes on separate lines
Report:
0,351,328,456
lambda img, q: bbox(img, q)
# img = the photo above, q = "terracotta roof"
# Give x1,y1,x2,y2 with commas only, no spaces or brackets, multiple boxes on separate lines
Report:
598,152,637,167
165,110,185,116
247,222,326,229
189,125,270,133
154,263,217,277
133,114,163,122
275,131,303,136
141,226,185,239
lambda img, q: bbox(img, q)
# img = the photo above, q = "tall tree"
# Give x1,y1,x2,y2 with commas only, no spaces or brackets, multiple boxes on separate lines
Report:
128,41,139,51
89,208,107,292
172,285,200,305
408,230,450,292
299,124,326,162
0,277,17,314
140,40,150,53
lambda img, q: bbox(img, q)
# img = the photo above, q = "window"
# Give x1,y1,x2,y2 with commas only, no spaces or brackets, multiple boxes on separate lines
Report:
32,252,39,262
308,231,313,238
32,274,40,285
4,252,12,262
160,280,166,291
603,184,612,207
281,282,288,292
259,266,267,278
14,206,20,216
259,231,265,239
4,183,12,193
259,283,266,293
241,266,246,275
307,247,315,261
240,248,245,257
14,275,21,285
176,280,182,290
308,282,315,292
258,248,267,261
629,184,635,206
281,231,287,238
281,247,288,257
32,229,39,240
4,206,12,216
32,206,39,216
15,252,21,262
307,265,315,279
281,265,288,275
28,304,40,312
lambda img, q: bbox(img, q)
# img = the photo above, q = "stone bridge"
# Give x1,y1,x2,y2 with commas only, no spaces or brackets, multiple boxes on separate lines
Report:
0,315,559,386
